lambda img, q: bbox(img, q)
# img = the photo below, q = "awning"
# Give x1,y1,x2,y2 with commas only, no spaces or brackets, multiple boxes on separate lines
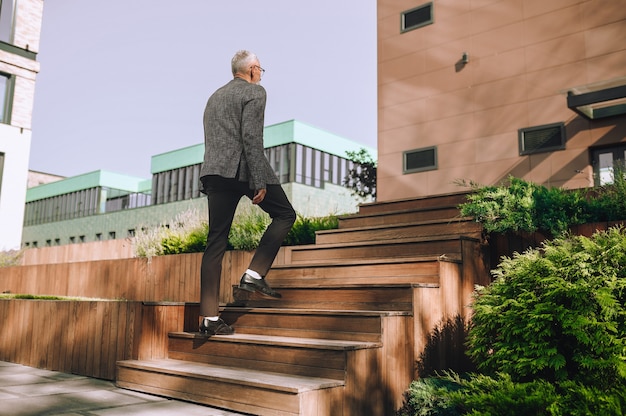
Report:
567,77,626,120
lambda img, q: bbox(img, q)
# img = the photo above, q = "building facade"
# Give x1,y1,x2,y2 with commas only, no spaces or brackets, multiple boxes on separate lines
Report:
377,0,626,201
22,120,375,247
0,0,43,249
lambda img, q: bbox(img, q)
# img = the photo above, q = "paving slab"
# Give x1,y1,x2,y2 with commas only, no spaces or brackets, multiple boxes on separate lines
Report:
0,361,248,416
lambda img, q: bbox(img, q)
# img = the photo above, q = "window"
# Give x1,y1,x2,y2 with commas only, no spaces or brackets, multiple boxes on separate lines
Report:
0,152,4,197
152,164,201,204
1,72,13,124
518,122,566,155
0,0,16,43
401,2,433,33
108,231,116,240
404,146,437,174
591,144,626,186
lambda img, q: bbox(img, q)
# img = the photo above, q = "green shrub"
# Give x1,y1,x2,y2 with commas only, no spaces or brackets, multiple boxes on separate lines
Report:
398,226,626,416
228,208,270,251
397,373,625,416
533,186,591,236
458,169,626,237
134,208,208,258
588,163,626,222
0,249,23,267
396,374,462,416
467,227,626,389
457,177,538,234
284,214,339,246
133,207,339,257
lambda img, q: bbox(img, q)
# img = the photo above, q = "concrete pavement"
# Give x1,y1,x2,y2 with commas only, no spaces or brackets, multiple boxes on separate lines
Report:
0,361,248,416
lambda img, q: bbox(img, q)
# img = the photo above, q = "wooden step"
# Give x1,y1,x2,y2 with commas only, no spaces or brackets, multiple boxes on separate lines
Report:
315,218,482,245
230,283,437,311
167,332,380,380
116,358,345,416
269,256,449,285
219,307,410,342
338,205,462,228
284,235,469,264
355,192,470,216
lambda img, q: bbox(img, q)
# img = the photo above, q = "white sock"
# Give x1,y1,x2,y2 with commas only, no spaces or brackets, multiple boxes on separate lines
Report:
204,316,219,321
245,269,262,279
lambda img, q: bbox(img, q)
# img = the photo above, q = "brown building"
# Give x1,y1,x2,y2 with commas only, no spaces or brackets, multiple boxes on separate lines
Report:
377,0,626,201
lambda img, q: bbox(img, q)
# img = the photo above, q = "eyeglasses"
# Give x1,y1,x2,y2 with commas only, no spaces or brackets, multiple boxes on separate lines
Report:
253,65,265,75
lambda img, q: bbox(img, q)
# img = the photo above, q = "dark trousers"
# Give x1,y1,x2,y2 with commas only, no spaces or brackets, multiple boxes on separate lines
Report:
199,175,296,316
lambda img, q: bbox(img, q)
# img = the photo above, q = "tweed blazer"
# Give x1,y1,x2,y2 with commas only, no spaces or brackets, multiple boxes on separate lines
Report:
200,78,280,190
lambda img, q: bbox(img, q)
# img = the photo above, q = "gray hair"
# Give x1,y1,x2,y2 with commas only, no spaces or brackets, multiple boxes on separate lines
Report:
231,50,258,76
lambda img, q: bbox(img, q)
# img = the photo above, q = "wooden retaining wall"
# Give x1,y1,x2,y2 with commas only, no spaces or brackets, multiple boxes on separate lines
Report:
0,300,196,380
1,251,258,304
21,240,135,265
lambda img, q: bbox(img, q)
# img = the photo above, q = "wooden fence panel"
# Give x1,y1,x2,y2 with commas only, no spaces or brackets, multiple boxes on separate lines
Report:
1,250,259,305
21,240,134,265
0,299,187,380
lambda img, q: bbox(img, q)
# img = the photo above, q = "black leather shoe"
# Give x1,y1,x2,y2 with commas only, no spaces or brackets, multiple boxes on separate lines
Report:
199,317,234,335
238,273,282,298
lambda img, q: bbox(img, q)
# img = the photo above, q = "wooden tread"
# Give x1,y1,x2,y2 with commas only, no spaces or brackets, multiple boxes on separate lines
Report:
169,332,382,351
117,358,345,416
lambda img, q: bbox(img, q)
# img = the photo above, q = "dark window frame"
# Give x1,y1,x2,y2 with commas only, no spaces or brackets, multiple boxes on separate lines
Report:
518,122,566,156
403,146,438,174
0,0,16,43
401,2,434,33
1,72,14,124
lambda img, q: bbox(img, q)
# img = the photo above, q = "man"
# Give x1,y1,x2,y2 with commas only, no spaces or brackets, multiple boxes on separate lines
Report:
198,50,296,336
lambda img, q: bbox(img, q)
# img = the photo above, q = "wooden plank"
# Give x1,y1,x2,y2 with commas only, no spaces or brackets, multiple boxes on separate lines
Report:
288,239,463,263
316,219,481,245
94,302,106,377
219,311,383,342
339,206,463,228
117,359,344,414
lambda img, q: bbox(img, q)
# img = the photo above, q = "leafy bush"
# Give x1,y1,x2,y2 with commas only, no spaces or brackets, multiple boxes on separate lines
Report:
133,207,339,257
284,214,339,246
458,167,626,237
467,227,626,389
533,186,591,236
396,374,462,416
588,163,626,222
398,226,626,415
227,208,270,251
397,372,625,416
457,177,537,234
0,249,23,267
343,148,377,200
133,209,207,258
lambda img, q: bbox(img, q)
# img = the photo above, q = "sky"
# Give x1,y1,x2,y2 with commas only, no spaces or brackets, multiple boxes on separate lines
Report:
28,1,378,179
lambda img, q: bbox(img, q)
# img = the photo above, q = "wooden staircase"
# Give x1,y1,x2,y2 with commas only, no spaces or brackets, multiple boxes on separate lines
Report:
116,192,489,415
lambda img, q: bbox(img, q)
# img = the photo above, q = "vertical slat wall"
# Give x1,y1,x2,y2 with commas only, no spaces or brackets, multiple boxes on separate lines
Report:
0,251,255,303
0,300,136,379
0,300,191,380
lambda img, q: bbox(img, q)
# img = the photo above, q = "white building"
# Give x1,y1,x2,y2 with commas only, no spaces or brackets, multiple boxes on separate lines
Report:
0,0,44,250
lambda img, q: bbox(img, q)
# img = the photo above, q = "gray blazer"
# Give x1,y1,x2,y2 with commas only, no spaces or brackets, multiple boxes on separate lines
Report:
200,78,280,190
